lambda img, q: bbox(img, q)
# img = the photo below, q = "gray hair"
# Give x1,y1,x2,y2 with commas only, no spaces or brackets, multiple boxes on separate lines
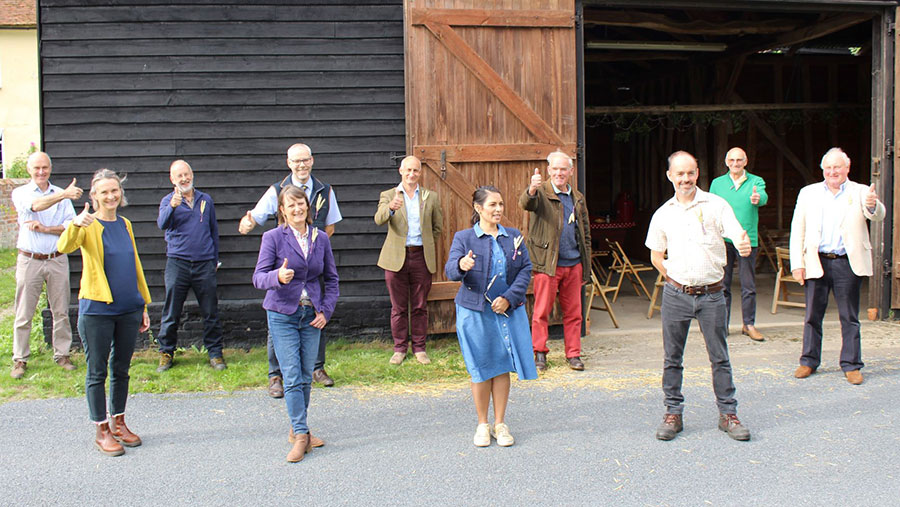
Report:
820,147,851,168
546,150,573,167
288,143,313,157
90,168,128,208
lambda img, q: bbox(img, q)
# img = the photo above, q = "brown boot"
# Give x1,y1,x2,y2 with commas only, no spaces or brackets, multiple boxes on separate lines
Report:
95,422,125,456
286,433,311,463
109,414,142,447
289,428,325,448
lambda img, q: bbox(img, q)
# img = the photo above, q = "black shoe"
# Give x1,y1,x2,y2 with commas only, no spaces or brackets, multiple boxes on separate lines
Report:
156,352,173,373
313,369,335,387
656,413,683,441
209,356,227,371
567,356,585,371
718,413,750,441
534,352,547,372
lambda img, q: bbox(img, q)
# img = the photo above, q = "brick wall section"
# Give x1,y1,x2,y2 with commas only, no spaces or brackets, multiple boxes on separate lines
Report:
0,178,28,248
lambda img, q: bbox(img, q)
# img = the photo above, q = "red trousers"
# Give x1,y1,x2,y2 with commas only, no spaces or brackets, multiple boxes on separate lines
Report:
531,263,583,358
384,247,432,353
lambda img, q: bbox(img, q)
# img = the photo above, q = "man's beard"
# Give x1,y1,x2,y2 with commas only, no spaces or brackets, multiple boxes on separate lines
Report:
177,183,193,194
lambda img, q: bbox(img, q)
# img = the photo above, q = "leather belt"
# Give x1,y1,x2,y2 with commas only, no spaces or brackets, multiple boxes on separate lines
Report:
299,299,314,307
665,276,724,295
19,250,63,260
819,252,847,259
406,245,423,251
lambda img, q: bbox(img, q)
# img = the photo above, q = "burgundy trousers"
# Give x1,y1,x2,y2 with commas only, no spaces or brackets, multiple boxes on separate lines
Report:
385,246,432,353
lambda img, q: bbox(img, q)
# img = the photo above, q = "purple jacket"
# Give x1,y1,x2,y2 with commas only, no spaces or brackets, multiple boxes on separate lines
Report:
252,224,339,320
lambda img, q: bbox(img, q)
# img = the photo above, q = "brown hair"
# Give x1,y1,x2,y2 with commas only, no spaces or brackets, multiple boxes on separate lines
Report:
277,184,313,226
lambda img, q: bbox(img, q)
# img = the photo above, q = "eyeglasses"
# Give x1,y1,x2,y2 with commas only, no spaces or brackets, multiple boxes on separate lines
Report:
484,274,509,318
290,157,313,165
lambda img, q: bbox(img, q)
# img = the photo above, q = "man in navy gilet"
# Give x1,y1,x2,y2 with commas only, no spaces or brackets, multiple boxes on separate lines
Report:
239,143,342,395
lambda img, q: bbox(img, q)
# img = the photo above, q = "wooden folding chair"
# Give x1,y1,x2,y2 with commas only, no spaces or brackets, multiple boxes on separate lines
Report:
586,268,619,329
771,246,806,314
591,250,610,286
647,271,666,318
605,239,653,301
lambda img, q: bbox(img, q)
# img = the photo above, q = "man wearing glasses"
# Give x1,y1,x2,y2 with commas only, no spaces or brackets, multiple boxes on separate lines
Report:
239,143,342,393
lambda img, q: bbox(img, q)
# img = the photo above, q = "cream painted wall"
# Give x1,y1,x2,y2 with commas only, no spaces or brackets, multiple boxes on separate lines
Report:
0,28,40,176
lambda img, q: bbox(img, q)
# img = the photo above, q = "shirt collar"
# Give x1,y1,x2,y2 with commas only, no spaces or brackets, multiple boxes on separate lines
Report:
666,187,709,209
27,181,56,195
551,182,571,195
292,175,312,189
474,223,509,237
289,224,309,238
397,183,419,198
729,171,747,189
822,180,847,195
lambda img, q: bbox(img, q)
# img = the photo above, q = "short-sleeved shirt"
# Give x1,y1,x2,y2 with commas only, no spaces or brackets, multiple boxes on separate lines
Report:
11,181,76,254
249,175,342,227
645,188,745,286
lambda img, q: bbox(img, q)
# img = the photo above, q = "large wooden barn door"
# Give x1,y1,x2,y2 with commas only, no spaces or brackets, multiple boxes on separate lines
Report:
404,0,577,333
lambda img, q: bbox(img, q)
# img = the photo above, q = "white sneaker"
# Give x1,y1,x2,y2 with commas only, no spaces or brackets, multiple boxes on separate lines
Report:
492,422,514,447
473,423,491,447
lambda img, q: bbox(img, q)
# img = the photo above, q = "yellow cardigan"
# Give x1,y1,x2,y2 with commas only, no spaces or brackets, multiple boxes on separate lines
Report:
57,216,151,306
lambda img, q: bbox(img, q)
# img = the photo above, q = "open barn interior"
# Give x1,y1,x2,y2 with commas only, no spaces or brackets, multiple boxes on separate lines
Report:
581,3,880,264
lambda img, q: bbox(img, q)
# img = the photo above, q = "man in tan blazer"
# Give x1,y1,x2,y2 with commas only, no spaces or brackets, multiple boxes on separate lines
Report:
789,147,885,385
375,156,443,365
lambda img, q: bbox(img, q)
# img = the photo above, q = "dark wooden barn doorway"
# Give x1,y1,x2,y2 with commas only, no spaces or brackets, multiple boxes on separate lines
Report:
580,1,896,318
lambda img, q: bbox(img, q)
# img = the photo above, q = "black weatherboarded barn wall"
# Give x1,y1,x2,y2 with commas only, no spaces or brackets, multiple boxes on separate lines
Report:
39,0,405,346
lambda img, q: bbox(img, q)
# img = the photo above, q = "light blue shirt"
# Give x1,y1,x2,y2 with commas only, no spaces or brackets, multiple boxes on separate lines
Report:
474,222,509,239
250,174,342,227
11,181,76,254
400,184,422,246
818,181,847,255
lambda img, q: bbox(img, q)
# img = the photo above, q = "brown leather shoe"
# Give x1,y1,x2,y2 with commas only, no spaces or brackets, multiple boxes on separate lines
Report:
741,325,765,342
534,352,547,372
95,422,125,456
56,356,77,371
10,361,26,379
794,365,816,378
656,413,683,441
718,413,751,441
313,369,335,387
109,414,142,447
268,376,284,398
567,356,585,371
289,428,325,448
286,433,311,463
845,369,864,385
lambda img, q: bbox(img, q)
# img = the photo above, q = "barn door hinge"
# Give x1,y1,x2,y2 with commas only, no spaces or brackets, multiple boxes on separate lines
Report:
885,138,894,159
389,152,405,162
574,12,583,29
576,141,585,159
888,22,896,35
440,150,447,180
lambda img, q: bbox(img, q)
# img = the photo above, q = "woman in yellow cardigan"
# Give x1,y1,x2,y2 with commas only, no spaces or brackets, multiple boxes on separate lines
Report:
58,169,151,457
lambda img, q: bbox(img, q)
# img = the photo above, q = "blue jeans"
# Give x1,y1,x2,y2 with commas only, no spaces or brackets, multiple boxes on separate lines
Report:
268,328,328,377
267,306,320,434
78,309,143,422
157,258,223,358
660,284,737,415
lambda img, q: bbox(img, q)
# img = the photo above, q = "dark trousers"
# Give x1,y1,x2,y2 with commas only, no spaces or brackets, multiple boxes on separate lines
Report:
660,284,737,415
384,247,432,354
268,319,328,377
157,258,224,358
800,255,864,372
723,244,758,327
78,309,142,422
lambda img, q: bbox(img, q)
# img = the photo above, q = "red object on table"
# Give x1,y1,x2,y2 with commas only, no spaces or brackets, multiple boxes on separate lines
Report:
589,220,636,249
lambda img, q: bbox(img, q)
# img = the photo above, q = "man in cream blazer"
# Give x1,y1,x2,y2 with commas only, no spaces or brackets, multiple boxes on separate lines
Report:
789,147,885,385
375,156,443,365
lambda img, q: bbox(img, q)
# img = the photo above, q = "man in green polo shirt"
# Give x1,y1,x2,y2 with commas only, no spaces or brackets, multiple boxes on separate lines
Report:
709,147,768,341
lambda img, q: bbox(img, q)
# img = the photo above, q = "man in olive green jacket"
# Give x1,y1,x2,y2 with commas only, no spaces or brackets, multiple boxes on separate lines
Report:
375,156,443,365
519,151,591,371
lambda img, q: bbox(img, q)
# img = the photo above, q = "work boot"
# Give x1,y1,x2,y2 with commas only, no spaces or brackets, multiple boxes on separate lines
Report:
286,433,311,463
156,352,174,372
655,413,683,441
109,414,142,447
95,422,125,456
718,413,751,441
209,356,227,371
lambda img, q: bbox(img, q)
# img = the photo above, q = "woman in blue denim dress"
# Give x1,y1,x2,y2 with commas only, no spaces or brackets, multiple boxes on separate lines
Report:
445,186,537,447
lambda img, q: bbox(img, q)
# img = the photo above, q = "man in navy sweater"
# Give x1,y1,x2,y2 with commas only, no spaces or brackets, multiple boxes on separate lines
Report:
156,160,226,371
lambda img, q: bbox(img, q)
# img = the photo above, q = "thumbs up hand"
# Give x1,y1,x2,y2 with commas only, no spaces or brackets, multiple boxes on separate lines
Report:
238,210,256,235
528,168,543,196
865,183,878,209
277,257,295,284
170,186,183,208
736,230,752,257
750,185,760,205
459,250,476,272
63,178,84,200
389,188,404,211
74,202,95,228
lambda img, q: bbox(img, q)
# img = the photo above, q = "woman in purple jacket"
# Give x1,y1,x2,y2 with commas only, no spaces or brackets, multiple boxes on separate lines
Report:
252,185,339,463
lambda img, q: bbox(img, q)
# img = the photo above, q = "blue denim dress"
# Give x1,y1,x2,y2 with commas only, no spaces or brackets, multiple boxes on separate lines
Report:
455,233,537,383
